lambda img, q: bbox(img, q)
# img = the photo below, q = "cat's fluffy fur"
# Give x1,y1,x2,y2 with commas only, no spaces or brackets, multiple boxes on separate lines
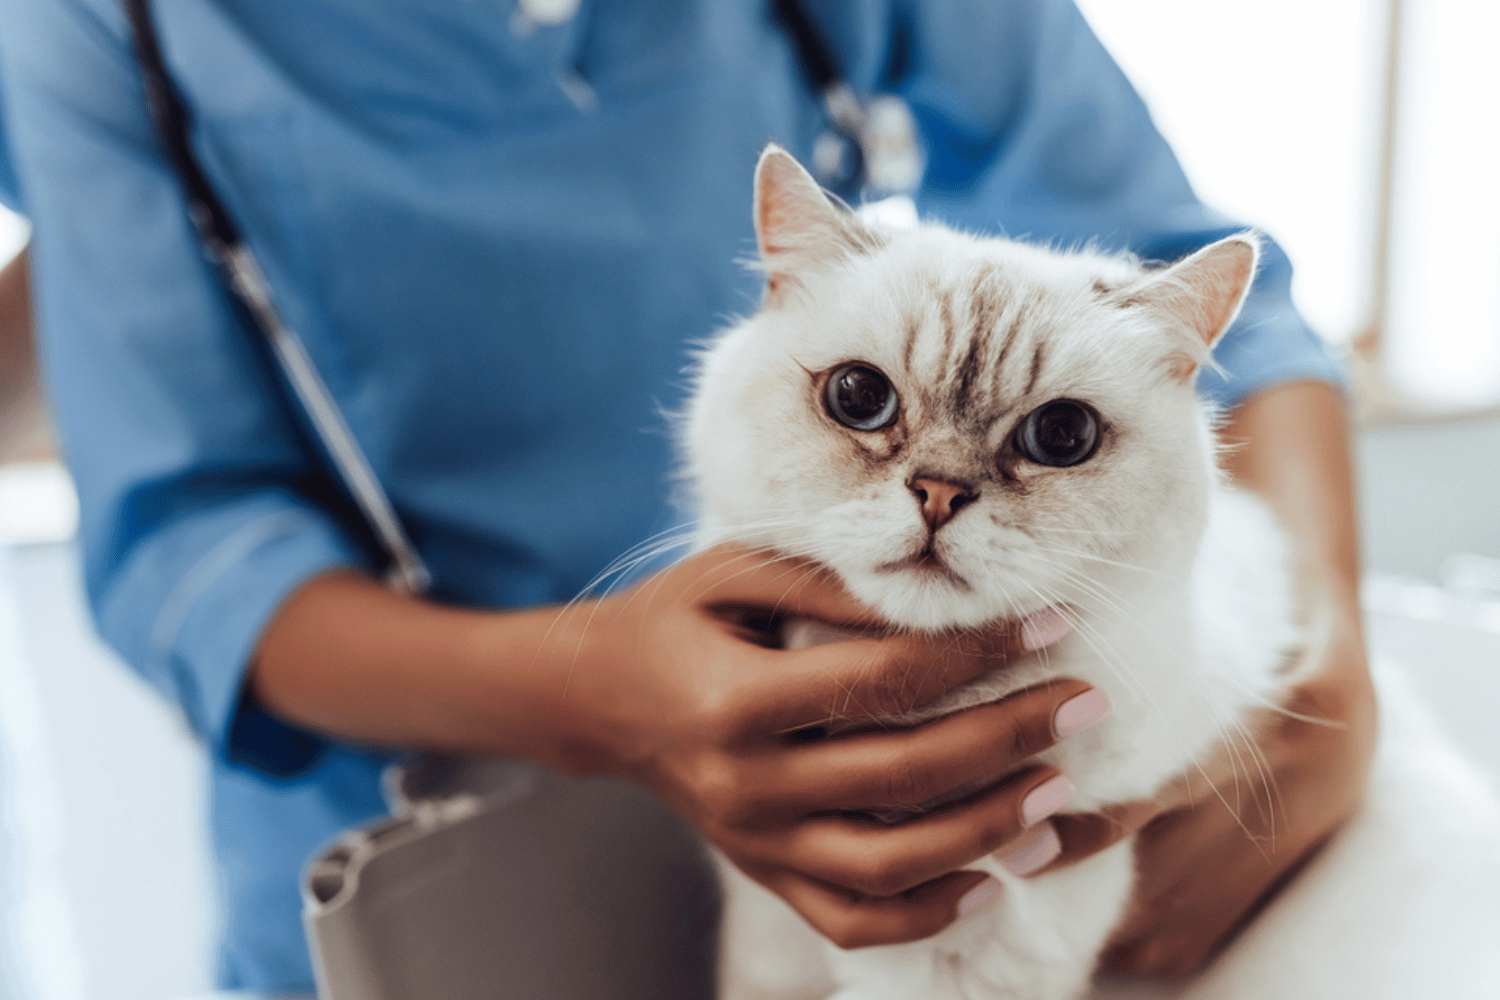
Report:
682,147,1301,1000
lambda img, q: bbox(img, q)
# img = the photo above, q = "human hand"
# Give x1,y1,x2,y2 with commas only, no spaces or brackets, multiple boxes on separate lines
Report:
534,543,1107,948
1001,597,1377,977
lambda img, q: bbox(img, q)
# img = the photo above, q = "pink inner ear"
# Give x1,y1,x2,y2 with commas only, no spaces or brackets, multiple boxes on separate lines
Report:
754,159,809,301
1137,235,1260,379
749,145,884,306
754,151,799,252
753,149,831,261
755,183,799,259
1191,239,1258,348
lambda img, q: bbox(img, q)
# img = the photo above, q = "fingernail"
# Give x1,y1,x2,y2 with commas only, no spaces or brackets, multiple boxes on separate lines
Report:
1021,607,1073,651
956,877,1002,916
993,821,1062,877
1053,688,1111,740
1020,773,1074,827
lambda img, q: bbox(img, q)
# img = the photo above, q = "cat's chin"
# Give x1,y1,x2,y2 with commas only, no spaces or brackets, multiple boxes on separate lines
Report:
843,568,1013,632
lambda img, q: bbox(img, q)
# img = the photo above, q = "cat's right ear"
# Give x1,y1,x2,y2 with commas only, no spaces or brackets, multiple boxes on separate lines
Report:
754,145,882,304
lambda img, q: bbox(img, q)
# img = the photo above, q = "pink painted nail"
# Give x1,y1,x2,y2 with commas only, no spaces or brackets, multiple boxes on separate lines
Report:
1053,688,1111,740
1020,607,1073,652
956,877,1003,916
993,821,1062,877
1020,774,1074,827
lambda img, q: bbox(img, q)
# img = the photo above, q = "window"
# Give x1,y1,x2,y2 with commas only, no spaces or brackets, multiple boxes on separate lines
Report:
1077,0,1500,416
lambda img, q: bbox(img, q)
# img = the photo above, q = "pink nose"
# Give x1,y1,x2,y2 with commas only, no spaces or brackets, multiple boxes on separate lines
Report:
908,477,978,532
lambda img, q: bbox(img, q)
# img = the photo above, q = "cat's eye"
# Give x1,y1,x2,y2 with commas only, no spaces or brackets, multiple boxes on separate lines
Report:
824,364,899,431
1016,400,1100,467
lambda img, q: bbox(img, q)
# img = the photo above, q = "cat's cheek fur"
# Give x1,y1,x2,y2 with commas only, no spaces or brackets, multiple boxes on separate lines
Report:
686,322,828,549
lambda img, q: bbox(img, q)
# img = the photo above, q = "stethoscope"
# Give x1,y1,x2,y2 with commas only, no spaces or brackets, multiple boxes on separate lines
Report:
121,0,924,595
770,0,925,197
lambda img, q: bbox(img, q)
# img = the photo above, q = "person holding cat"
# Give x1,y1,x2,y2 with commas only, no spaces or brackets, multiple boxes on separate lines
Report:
0,0,1374,993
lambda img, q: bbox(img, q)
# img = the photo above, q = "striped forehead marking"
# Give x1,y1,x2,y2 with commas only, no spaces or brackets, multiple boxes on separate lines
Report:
929,268,1039,432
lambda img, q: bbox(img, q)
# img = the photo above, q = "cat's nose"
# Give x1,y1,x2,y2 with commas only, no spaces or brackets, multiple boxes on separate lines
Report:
907,477,978,532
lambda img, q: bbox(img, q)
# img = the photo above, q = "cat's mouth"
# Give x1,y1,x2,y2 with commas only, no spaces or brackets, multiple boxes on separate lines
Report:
875,544,971,591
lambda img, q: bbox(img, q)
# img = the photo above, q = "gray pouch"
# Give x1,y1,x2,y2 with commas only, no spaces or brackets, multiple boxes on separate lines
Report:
302,755,721,999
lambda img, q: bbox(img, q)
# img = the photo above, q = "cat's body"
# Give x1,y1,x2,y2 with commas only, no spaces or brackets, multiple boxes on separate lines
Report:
683,147,1299,1000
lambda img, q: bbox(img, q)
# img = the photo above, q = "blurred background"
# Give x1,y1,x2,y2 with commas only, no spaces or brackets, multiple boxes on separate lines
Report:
0,0,1497,997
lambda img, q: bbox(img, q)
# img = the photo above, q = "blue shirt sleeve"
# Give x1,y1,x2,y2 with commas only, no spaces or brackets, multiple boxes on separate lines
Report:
0,120,21,214
894,0,1345,408
0,0,369,766
0,47,23,213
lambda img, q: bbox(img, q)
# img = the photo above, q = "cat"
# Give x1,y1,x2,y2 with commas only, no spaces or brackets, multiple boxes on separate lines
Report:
681,145,1301,1000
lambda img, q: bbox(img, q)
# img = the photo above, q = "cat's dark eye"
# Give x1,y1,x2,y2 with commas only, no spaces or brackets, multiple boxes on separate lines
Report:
1016,400,1100,467
824,363,899,431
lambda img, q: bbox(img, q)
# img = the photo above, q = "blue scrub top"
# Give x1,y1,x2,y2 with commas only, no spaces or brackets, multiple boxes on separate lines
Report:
0,0,1343,989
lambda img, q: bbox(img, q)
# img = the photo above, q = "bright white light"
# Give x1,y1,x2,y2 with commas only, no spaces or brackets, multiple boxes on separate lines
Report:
1384,0,1500,408
0,462,79,545
0,203,28,265
1076,0,1382,347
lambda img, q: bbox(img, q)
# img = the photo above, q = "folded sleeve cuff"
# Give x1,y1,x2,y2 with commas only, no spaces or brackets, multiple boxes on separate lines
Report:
97,494,373,772
1200,313,1348,411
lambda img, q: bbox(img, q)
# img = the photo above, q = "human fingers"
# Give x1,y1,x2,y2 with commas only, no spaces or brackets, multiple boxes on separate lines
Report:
987,619,1368,885
999,800,1156,885
662,543,1073,670
647,543,881,631
628,544,1076,743
1044,801,1160,865
727,620,1072,737
751,866,995,950
730,681,1103,819
997,702,1313,884
752,766,1070,898
1099,802,1263,976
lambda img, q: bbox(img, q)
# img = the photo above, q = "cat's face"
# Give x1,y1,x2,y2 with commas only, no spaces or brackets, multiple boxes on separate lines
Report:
684,147,1257,631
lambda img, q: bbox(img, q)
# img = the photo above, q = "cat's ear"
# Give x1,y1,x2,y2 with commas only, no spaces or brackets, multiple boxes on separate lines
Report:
1120,233,1260,380
754,144,883,303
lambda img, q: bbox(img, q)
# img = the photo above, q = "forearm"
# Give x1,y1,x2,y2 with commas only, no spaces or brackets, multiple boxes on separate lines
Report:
249,571,594,772
1219,379,1377,742
0,248,36,418
1220,379,1363,613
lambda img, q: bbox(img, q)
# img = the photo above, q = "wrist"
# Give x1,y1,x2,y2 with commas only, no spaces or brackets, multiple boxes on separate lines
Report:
460,597,636,778
252,573,577,763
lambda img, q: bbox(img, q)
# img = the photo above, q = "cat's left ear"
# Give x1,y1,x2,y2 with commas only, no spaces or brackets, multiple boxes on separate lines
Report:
754,144,883,304
1120,233,1261,380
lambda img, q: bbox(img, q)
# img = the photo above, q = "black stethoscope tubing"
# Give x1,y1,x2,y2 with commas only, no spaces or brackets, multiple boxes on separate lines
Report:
124,0,433,594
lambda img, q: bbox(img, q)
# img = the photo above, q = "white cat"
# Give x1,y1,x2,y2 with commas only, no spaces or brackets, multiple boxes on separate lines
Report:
682,146,1301,1000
